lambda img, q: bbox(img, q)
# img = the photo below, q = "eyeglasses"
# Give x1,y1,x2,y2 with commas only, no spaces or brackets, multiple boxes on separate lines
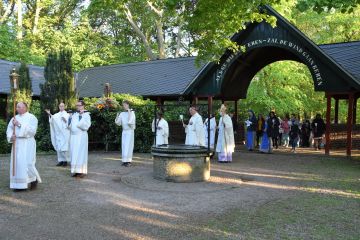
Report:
76,104,82,107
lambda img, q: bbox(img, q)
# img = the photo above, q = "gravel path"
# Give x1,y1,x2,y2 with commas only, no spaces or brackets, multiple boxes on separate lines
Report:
0,149,357,240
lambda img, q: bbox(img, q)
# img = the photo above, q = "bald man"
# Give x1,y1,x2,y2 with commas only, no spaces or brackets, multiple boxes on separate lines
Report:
6,102,42,191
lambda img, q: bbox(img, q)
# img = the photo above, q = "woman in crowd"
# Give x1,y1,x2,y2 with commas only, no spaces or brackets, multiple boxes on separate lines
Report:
245,110,257,151
256,113,265,147
259,116,272,153
311,114,326,150
280,114,290,147
300,117,311,147
267,111,280,149
289,114,301,153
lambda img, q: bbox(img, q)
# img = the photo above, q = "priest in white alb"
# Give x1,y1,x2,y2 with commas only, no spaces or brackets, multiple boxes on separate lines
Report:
6,102,42,191
216,104,235,163
152,112,169,145
68,100,91,178
204,114,217,149
115,100,136,167
46,102,70,167
183,106,205,146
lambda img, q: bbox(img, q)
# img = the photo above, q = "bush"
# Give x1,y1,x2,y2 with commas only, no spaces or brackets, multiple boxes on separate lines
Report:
0,119,11,154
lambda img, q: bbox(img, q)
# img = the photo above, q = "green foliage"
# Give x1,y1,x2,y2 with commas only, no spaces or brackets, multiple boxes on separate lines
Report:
297,0,360,13
0,118,11,154
239,61,326,120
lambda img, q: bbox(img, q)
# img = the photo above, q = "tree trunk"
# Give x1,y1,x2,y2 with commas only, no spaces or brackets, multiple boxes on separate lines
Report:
155,19,165,59
0,0,15,24
175,26,182,58
123,4,157,60
32,0,42,34
16,0,22,40
147,1,165,59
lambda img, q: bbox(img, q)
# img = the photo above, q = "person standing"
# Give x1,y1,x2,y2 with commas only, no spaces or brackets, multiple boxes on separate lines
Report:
259,117,272,153
152,112,169,145
183,105,205,146
6,102,42,191
46,102,70,167
245,110,257,151
280,114,290,147
267,111,280,149
301,118,311,147
216,105,235,162
69,100,91,177
115,100,136,167
204,114,217,149
289,115,301,153
311,114,326,150
256,114,265,147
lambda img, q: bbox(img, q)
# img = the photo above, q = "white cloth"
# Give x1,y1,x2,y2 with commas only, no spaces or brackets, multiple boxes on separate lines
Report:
152,118,169,145
69,112,91,174
49,110,70,162
6,112,42,189
216,114,235,153
115,111,136,163
185,112,205,146
204,117,216,148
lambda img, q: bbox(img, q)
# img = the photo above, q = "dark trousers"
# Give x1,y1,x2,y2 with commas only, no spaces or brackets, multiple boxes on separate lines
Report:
272,137,278,149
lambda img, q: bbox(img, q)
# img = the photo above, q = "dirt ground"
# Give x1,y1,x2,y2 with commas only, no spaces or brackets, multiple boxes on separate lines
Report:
0,148,359,240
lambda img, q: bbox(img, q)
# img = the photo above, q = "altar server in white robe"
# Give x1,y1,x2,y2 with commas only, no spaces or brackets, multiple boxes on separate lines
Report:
46,102,70,167
115,100,136,167
204,114,217,149
6,102,42,191
152,112,169,145
216,104,235,163
68,100,91,177
183,106,205,146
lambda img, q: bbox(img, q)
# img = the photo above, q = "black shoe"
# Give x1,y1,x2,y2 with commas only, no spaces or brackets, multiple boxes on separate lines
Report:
77,174,85,178
121,162,126,166
71,173,78,177
56,162,64,166
30,180,38,190
62,162,68,167
13,189,27,192
124,162,132,167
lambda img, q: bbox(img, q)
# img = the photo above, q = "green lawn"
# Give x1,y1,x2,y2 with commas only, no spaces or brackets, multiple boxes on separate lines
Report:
195,157,360,240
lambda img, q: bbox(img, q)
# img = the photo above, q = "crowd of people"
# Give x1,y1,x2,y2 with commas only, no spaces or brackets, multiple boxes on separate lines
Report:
5,100,326,191
246,111,326,154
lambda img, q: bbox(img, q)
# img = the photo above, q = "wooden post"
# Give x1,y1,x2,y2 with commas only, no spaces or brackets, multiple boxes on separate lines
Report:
207,96,213,153
346,93,354,156
353,97,357,125
234,100,238,122
193,96,199,105
325,93,331,155
334,98,339,124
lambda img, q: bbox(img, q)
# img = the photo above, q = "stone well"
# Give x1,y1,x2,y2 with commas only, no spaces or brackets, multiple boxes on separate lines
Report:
151,144,210,182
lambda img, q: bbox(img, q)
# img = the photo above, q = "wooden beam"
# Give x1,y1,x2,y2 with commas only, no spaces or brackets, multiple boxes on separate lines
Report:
334,98,339,124
325,93,331,155
193,96,199,105
346,93,354,156
234,100,238,123
353,97,357,125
